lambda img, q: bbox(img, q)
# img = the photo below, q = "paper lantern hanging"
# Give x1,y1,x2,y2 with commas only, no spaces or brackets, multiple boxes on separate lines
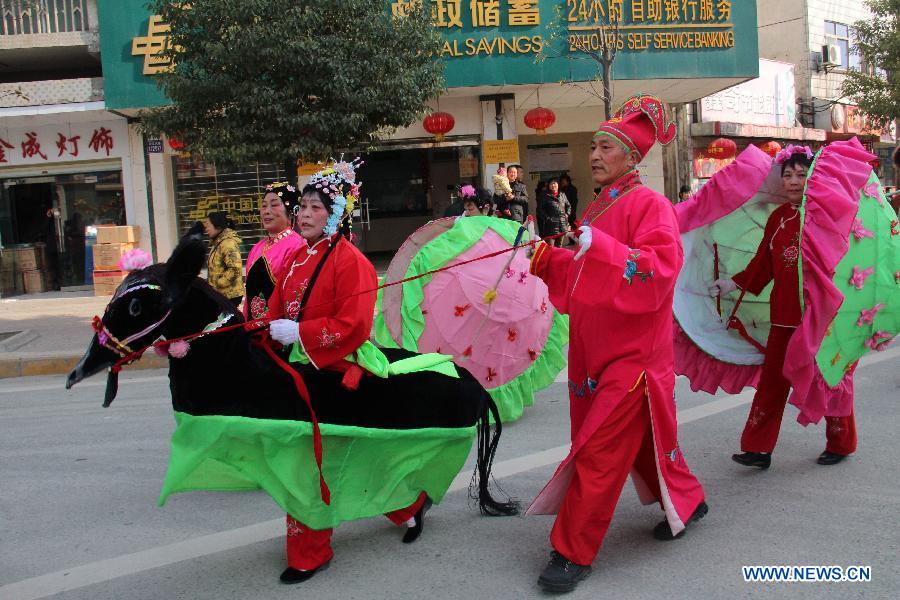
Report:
423,112,455,142
758,140,782,158
524,106,557,135
167,137,186,152
707,137,736,160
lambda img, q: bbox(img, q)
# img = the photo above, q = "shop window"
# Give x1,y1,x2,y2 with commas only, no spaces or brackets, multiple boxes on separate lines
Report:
824,20,861,70
173,157,290,260
0,170,124,290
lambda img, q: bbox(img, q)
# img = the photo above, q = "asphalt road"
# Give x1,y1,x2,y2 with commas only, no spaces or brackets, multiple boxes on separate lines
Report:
1,349,898,600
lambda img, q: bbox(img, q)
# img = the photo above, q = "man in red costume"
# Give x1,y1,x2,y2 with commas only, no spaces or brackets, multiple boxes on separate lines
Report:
528,95,707,593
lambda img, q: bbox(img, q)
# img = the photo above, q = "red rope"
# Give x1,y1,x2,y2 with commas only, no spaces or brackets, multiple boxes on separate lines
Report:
252,332,330,505
725,290,767,354
107,230,570,372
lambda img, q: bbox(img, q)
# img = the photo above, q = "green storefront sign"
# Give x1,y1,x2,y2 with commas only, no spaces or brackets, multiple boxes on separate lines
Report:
99,0,758,110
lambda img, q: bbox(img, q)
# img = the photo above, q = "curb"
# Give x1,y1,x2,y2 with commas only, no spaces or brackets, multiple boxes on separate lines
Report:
0,352,168,379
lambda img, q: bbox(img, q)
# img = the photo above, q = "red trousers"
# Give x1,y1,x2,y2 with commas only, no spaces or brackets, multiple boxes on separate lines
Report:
285,492,426,570
551,383,671,566
740,326,857,455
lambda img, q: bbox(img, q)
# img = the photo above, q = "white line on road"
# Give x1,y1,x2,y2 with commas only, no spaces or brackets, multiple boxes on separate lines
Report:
1,346,897,599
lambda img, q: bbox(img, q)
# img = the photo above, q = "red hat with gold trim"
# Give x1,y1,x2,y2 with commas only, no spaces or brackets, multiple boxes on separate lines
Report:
594,94,676,159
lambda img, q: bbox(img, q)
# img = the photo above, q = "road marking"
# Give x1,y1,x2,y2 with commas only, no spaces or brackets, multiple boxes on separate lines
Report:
1,346,897,599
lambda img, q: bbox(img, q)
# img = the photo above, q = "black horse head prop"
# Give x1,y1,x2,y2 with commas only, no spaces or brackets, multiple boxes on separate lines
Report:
65,226,208,405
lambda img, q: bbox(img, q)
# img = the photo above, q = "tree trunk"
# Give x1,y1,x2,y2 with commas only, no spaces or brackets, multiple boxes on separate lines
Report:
601,55,613,121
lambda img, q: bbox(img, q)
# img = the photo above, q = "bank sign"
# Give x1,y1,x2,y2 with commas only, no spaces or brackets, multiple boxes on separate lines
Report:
99,0,757,110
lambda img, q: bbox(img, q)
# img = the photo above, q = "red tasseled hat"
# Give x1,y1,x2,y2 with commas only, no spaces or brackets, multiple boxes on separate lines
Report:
594,94,677,159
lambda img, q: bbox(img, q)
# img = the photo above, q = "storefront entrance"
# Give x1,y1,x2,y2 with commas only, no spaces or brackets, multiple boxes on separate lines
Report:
0,170,125,290
355,143,480,254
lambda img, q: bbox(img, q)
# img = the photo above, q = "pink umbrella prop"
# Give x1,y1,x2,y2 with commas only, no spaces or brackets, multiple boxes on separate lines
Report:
374,217,568,422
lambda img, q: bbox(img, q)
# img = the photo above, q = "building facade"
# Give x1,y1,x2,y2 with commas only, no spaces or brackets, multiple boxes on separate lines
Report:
2,0,762,281
756,0,895,182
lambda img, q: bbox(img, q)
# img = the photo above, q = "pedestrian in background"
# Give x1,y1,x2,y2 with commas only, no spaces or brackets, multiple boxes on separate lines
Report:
538,178,571,247
677,185,692,204
204,211,245,306
535,180,547,198
506,164,530,224
560,174,579,228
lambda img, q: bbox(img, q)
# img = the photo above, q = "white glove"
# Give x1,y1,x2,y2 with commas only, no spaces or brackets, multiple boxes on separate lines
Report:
708,278,738,298
573,225,592,261
269,319,300,345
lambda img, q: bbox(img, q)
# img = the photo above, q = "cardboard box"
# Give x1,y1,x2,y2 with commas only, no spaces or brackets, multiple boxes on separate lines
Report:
1,267,18,297
93,270,128,296
0,249,16,271
14,245,45,272
92,243,136,271
96,226,141,245
22,269,47,294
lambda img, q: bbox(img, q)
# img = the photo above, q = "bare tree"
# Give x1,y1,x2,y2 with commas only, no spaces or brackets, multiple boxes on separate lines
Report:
538,5,621,120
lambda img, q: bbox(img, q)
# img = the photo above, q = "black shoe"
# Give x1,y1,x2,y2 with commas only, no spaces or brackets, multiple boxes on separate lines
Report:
653,501,709,541
402,496,433,544
731,451,771,469
537,551,592,593
817,450,848,465
279,560,330,584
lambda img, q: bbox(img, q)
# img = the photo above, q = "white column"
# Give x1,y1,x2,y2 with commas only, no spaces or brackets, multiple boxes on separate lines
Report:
148,148,178,260
480,95,518,190
123,124,153,255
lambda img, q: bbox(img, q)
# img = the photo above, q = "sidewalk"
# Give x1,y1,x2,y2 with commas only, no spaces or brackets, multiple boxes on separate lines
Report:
0,260,394,379
0,290,166,378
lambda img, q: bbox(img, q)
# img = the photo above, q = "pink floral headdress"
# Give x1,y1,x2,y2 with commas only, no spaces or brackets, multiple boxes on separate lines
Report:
774,144,814,165
459,184,476,199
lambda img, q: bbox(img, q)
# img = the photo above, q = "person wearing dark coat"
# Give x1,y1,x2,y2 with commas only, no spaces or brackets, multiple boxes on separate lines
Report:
538,178,571,247
506,164,530,224
560,174,579,228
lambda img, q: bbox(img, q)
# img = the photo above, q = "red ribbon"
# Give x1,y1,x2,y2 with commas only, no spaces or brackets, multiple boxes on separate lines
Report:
252,333,330,505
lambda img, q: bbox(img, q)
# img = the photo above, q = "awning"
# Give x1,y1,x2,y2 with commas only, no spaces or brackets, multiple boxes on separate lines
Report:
691,121,827,141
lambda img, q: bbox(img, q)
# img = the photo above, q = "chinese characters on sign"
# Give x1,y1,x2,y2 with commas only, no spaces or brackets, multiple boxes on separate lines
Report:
89,127,115,156
56,133,81,158
566,0,736,53
131,15,174,75
184,194,264,226
133,1,737,69
0,122,126,166
0,137,14,163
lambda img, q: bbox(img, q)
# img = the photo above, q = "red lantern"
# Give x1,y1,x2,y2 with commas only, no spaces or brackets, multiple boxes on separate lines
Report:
707,137,736,159
423,111,455,142
758,140,782,158
168,136,186,151
524,106,557,135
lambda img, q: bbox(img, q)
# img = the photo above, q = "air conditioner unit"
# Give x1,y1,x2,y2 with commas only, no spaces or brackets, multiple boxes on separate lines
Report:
822,43,841,67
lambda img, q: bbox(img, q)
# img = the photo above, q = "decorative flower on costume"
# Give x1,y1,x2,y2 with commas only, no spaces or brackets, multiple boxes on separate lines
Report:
849,265,874,290
850,218,874,241
263,181,300,215
119,249,153,271
774,144,814,165
459,184,476,200
864,331,893,352
308,157,364,237
856,304,885,326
